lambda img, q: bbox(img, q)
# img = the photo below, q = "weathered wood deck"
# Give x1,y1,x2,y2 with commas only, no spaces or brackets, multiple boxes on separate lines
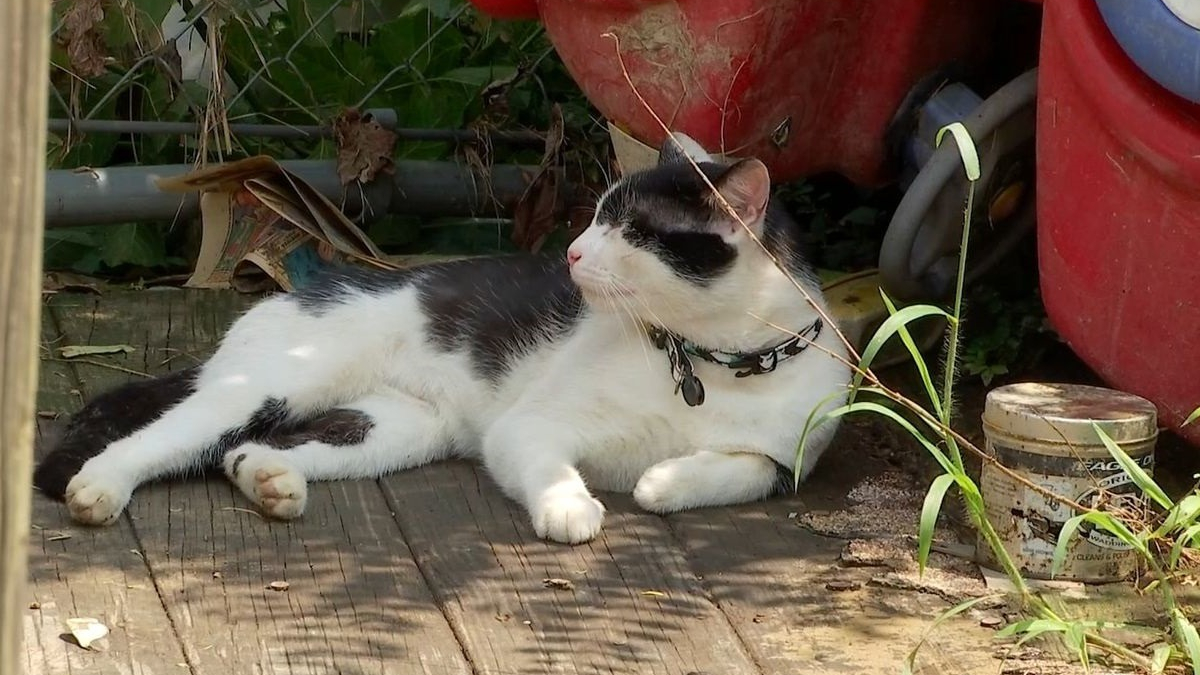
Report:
25,288,1023,675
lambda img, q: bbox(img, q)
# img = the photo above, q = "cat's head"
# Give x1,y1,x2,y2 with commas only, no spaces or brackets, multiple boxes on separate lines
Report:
566,133,787,334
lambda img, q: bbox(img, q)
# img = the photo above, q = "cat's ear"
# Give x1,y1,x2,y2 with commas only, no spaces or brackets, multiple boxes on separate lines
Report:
711,158,771,236
658,132,712,167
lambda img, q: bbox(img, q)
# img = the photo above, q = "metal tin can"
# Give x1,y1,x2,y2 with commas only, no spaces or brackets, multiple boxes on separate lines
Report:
976,382,1158,582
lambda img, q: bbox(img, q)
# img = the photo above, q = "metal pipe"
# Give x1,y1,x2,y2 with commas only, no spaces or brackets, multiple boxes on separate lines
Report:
47,117,545,145
45,160,547,228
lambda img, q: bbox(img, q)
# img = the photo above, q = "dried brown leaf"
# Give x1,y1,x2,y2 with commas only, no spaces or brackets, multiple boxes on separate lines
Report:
511,170,558,253
332,108,398,186
511,105,565,252
58,344,135,359
43,272,102,295
58,0,108,79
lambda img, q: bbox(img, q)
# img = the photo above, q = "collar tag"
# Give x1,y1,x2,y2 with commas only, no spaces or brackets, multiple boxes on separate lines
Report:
653,328,706,407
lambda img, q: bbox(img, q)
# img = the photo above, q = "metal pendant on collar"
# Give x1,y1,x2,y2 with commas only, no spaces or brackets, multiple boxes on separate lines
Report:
651,327,707,407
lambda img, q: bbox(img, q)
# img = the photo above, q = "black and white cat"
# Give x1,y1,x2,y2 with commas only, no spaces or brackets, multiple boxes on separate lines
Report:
34,133,850,544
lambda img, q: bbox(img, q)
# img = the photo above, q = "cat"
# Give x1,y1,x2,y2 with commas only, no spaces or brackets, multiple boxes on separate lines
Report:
33,133,851,544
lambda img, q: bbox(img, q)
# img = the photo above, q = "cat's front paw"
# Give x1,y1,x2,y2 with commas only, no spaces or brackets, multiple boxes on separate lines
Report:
65,464,134,525
223,447,308,520
532,490,605,544
633,460,689,514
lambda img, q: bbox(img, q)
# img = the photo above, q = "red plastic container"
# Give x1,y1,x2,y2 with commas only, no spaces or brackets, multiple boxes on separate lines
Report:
470,0,1001,185
1037,0,1200,443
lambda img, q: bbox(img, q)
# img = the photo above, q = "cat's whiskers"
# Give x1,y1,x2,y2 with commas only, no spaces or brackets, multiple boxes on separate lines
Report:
602,277,656,367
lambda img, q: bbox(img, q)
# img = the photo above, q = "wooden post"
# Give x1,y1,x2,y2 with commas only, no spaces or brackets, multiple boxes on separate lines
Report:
1,0,52,669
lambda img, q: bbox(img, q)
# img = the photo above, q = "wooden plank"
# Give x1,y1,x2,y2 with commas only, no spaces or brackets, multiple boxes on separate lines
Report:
52,289,470,675
666,494,1002,673
0,0,52,666
381,461,762,675
24,309,190,675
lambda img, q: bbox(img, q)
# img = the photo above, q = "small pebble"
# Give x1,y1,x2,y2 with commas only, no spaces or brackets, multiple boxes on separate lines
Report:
979,614,1004,628
825,580,862,592
266,581,290,592
29,601,41,610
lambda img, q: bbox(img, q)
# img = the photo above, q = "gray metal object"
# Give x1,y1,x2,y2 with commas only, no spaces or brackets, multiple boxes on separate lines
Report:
45,160,545,228
48,115,544,145
879,68,1039,301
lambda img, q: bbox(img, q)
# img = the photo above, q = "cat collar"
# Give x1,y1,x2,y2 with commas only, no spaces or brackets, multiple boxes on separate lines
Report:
646,318,823,407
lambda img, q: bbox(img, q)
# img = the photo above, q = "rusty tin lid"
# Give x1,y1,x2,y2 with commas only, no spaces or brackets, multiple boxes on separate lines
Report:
982,382,1158,446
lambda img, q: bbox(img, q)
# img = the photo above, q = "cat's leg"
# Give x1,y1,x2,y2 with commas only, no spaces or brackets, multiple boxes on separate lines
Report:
64,376,288,526
222,390,454,519
481,416,605,545
633,450,784,514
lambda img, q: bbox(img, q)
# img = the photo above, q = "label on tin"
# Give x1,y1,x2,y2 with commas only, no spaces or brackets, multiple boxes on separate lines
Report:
980,441,1152,580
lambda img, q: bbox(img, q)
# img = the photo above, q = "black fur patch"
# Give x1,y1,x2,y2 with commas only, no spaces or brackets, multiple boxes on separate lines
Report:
33,368,200,500
418,255,584,381
215,397,290,453
264,408,375,449
290,256,585,382
600,160,818,286
292,266,420,315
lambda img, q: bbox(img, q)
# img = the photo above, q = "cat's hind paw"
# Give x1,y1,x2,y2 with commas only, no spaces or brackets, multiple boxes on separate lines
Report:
532,490,605,544
223,447,308,520
633,460,690,514
65,466,134,525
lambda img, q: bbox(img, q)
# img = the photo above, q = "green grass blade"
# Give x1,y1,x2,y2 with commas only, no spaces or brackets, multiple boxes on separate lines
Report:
918,474,956,574
1172,608,1200,675
1083,511,1150,557
1093,423,1172,510
1157,494,1200,538
850,303,950,405
821,400,958,475
879,291,944,419
1186,407,1200,427
1051,513,1088,579
936,122,981,181
1170,523,1200,570
1065,621,1089,668
997,618,1070,646
1151,644,1172,674
793,388,853,488
903,594,1004,674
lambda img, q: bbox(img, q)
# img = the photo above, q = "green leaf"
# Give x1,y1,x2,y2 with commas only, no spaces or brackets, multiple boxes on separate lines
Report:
880,292,944,419
1169,523,1200,570
996,618,1071,646
903,594,1004,675
97,224,172,270
1093,423,1172,510
1065,621,1089,668
793,388,852,487
935,122,981,181
1187,408,1200,427
821,400,957,476
1051,513,1087,579
1151,644,1172,674
1158,495,1200,538
1172,608,1200,675
440,65,518,87
851,302,950,406
917,474,955,574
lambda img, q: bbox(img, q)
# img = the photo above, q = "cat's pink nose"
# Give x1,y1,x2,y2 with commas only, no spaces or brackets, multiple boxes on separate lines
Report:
567,249,582,267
